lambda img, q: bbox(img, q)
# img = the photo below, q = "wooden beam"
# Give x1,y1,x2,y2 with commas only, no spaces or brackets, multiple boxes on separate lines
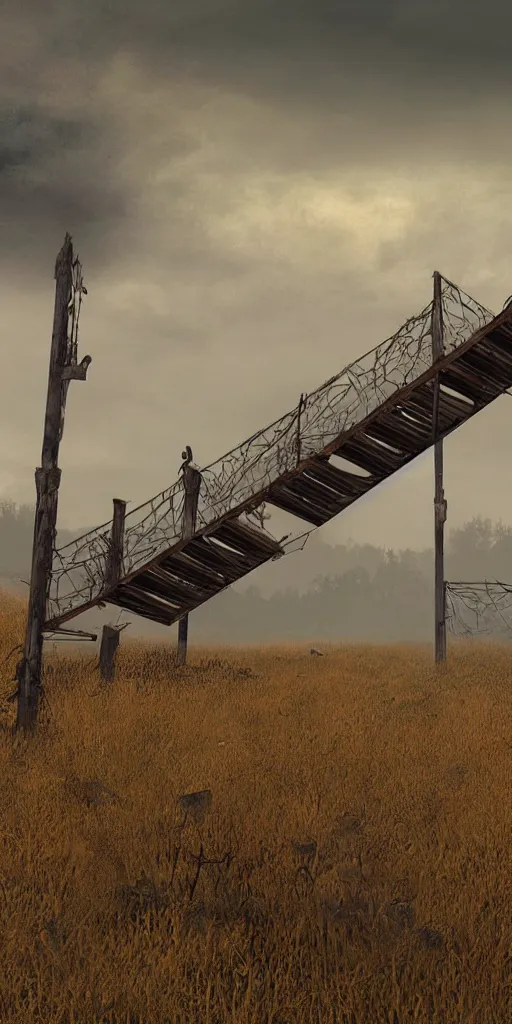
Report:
106,498,126,589
432,271,447,663
16,234,91,731
177,447,201,665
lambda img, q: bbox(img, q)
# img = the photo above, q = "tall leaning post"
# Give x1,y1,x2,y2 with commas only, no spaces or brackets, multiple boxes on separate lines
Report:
431,271,447,663
177,446,201,666
99,498,127,684
16,234,91,732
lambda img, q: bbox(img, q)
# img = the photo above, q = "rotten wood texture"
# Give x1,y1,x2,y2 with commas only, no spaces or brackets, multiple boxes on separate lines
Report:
432,271,447,664
183,534,251,579
138,565,206,606
209,518,282,558
16,234,91,732
107,520,284,626
99,624,121,684
177,447,202,665
45,303,512,632
332,435,405,477
106,499,126,588
159,550,226,590
112,582,179,624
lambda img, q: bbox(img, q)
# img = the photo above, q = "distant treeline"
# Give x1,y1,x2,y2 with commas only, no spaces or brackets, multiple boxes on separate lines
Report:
2,499,512,643
193,517,512,642
0,500,78,582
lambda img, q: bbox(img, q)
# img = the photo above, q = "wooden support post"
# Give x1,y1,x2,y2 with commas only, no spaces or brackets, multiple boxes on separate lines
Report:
432,271,447,664
16,234,91,732
177,446,201,666
106,498,126,589
99,625,121,684
296,393,304,466
96,499,127,685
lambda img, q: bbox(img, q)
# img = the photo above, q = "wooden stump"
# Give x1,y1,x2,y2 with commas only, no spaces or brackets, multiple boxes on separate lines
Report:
99,625,121,684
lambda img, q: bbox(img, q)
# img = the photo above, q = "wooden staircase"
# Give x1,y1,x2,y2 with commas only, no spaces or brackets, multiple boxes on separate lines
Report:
46,302,512,630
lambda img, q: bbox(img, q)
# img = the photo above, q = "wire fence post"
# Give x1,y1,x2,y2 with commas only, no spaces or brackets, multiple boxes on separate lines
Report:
98,498,127,684
296,393,304,466
177,446,202,666
432,271,447,663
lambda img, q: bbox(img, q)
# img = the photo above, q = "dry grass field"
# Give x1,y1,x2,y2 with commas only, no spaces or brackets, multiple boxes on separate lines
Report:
0,589,511,1023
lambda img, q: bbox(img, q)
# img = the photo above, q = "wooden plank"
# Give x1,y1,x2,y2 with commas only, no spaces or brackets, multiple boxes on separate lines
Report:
476,340,512,379
487,329,512,359
333,434,405,477
475,337,512,371
267,487,333,525
491,321,512,342
482,329,512,362
184,537,247,581
380,408,433,444
150,561,218,598
125,584,183,613
228,518,283,553
282,472,349,509
137,567,209,606
440,364,499,404
397,401,434,424
211,518,282,558
457,348,512,387
109,590,178,626
437,390,473,421
118,580,181,612
207,536,258,573
305,459,371,497
364,416,417,453
401,382,472,422
159,551,225,590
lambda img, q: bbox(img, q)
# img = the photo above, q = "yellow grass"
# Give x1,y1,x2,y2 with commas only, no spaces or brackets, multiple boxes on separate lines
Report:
0,589,511,1023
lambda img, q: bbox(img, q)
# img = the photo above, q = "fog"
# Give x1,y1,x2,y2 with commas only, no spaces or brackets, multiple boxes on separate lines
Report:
2,501,512,644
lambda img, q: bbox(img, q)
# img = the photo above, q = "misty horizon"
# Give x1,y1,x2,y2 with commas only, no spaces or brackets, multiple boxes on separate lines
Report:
2,499,512,644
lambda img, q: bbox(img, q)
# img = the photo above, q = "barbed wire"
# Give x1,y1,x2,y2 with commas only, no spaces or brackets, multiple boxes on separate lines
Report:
446,581,512,638
440,276,494,353
47,275,494,625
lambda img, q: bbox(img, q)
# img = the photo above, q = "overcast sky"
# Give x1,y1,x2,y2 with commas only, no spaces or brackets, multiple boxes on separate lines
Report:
2,0,512,566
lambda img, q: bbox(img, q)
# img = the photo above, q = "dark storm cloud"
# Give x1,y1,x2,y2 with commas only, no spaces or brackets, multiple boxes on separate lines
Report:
1,0,511,273
0,104,129,271
6,0,512,90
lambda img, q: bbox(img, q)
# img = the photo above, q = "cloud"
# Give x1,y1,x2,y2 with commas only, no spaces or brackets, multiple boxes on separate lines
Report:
2,0,512,566
2,0,512,276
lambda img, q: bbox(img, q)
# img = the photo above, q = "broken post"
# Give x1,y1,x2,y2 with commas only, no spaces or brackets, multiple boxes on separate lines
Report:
16,234,91,732
431,270,447,663
177,446,201,666
106,498,126,589
99,499,127,684
99,625,121,684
